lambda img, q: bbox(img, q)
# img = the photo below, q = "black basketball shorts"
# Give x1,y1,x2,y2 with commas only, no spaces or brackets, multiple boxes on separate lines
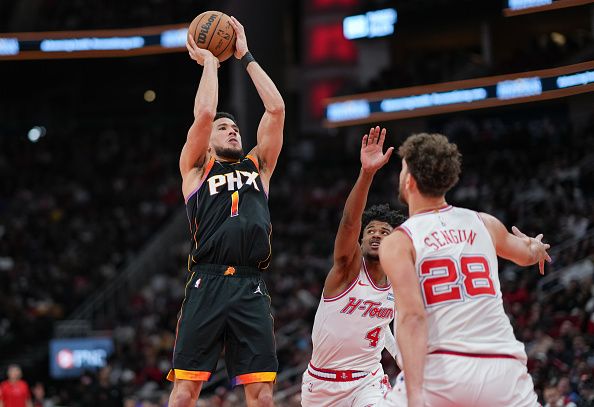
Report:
166,264,278,386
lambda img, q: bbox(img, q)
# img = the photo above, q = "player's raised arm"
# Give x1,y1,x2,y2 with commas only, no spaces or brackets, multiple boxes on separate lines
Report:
179,34,220,199
229,16,285,189
325,127,393,293
379,231,426,407
479,213,552,274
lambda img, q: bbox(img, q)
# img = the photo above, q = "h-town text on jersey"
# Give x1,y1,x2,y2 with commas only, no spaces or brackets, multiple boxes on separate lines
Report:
340,297,394,319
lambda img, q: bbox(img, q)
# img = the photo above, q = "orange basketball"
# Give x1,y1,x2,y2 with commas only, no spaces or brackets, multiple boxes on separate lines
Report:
188,11,236,62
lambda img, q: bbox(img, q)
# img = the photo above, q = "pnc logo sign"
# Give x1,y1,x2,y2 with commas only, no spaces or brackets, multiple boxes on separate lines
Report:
50,337,114,379
56,349,74,369
56,348,108,370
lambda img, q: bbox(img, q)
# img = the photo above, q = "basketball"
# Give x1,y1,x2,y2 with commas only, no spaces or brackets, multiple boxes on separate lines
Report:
188,11,236,62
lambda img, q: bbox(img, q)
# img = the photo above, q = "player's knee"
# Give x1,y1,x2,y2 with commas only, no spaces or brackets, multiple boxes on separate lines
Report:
170,391,194,407
170,383,201,406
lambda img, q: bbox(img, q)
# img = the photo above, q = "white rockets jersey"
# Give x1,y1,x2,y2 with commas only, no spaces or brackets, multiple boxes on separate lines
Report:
398,205,527,361
310,259,395,371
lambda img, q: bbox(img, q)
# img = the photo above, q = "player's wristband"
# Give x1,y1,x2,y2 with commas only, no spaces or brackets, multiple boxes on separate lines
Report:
241,51,255,69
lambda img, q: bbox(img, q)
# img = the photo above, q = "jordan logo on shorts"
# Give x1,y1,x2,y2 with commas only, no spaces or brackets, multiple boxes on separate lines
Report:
254,284,263,295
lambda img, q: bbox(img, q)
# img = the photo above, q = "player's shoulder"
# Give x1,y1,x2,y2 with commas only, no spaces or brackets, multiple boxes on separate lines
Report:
446,206,486,223
473,211,500,229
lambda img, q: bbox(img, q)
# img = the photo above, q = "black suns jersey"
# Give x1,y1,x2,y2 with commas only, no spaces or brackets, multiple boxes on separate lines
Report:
185,155,272,270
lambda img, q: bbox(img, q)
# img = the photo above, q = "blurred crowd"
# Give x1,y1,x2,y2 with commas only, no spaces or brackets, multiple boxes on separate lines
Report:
2,108,593,406
0,124,180,364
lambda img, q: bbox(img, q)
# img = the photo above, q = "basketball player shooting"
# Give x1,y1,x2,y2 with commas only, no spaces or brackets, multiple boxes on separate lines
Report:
167,16,285,407
301,126,405,407
379,133,551,407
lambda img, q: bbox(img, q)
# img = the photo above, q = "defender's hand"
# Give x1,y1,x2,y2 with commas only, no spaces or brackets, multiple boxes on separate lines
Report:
512,226,552,275
186,34,219,67
361,126,394,174
229,16,249,59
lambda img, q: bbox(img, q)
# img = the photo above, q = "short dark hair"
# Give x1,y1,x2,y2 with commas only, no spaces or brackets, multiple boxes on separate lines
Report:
214,111,237,125
361,204,406,235
398,133,462,197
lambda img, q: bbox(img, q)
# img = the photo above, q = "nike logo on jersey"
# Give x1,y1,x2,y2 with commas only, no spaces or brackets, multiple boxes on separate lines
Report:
207,171,260,195
358,281,369,287
340,297,394,319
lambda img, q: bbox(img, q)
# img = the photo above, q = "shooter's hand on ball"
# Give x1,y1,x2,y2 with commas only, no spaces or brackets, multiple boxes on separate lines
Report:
186,33,219,67
229,16,249,59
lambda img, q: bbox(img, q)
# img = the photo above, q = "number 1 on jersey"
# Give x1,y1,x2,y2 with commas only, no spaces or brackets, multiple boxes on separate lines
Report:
365,327,381,348
230,191,239,217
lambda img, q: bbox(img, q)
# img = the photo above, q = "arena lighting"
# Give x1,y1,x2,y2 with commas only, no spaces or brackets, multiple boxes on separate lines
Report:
323,61,594,127
144,90,156,102
27,126,46,143
0,38,19,55
0,23,188,60
508,0,552,9
327,100,370,121
40,36,144,52
343,8,397,40
504,0,594,16
495,77,542,100
557,71,594,88
160,28,188,48
379,88,488,113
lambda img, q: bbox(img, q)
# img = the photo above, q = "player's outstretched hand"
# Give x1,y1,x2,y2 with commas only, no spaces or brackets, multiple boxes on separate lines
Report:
229,16,249,59
186,33,219,67
512,226,552,275
361,126,394,174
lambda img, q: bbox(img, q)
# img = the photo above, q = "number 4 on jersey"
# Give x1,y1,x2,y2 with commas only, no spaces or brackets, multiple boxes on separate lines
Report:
365,327,381,348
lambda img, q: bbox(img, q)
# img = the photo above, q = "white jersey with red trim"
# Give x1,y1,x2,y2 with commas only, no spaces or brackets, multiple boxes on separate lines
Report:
310,259,395,372
398,205,527,361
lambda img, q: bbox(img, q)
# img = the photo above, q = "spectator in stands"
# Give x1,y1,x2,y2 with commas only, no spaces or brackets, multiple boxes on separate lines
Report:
91,365,122,407
544,382,578,407
578,376,594,407
30,383,52,407
0,364,32,407
559,376,582,405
